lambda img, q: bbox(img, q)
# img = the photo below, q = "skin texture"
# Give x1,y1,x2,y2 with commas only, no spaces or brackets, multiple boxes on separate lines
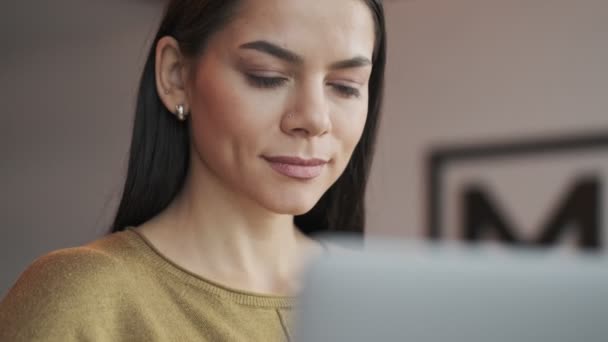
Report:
139,0,376,295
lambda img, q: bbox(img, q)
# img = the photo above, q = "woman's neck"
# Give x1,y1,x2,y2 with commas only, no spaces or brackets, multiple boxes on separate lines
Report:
135,165,322,295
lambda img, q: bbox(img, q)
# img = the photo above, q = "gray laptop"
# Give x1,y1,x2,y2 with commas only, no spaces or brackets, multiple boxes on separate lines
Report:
294,240,608,342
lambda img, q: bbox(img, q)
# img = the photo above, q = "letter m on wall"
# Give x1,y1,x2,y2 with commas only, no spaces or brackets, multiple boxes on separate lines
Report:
427,132,608,251
462,177,600,249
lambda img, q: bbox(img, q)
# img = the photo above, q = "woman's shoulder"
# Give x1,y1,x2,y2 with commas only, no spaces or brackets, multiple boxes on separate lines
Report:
0,232,136,308
20,231,133,285
0,235,133,341
27,244,122,284
2,243,126,305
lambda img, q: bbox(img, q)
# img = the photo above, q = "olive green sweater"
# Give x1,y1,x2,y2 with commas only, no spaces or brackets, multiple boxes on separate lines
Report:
0,228,295,341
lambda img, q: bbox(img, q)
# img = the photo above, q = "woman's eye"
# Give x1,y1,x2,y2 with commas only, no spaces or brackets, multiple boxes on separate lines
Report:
246,74,288,88
331,84,361,99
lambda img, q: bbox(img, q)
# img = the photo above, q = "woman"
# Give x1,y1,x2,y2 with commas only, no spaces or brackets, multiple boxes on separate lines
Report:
0,0,386,340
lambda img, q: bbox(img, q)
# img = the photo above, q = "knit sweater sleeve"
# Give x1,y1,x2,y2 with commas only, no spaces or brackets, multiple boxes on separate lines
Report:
0,247,127,342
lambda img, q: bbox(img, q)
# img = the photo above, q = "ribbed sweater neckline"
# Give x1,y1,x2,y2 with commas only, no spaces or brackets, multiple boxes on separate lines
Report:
122,227,296,309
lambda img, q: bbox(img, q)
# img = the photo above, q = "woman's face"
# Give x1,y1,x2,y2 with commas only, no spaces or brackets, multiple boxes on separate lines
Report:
186,0,375,215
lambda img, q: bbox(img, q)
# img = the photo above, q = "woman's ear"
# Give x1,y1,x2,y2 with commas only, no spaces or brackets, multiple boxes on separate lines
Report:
155,36,190,116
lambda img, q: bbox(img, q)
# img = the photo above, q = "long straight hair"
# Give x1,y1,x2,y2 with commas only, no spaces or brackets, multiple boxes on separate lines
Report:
111,0,386,235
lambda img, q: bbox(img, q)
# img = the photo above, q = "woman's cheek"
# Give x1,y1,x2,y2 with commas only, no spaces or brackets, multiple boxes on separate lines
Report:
337,104,368,144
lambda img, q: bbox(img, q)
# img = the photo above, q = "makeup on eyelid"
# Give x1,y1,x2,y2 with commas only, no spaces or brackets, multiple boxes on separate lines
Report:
234,55,366,98
246,75,361,98
236,53,371,83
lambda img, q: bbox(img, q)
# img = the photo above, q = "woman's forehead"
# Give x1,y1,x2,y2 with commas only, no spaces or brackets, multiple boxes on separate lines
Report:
216,0,376,60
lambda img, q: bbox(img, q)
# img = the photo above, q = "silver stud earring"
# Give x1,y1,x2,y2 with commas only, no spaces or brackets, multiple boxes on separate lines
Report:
164,89,170,95
176,104,187,121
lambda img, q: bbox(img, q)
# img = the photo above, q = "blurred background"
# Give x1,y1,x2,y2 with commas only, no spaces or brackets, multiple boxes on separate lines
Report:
2,0,607,296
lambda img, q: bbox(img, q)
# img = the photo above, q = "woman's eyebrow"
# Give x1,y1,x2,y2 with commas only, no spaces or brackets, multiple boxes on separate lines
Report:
239,40,372,69
329,56,372,70
239,40,303,64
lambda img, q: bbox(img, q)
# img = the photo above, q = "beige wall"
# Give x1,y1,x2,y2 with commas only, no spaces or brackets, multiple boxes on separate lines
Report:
2,0,607,296
367,0,608,238
1,1,163,296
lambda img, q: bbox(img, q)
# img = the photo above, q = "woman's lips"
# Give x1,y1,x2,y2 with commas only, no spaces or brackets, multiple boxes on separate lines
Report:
263,156,328,180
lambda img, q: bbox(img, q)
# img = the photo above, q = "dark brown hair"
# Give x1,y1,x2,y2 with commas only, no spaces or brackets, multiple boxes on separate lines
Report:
111,0,386,235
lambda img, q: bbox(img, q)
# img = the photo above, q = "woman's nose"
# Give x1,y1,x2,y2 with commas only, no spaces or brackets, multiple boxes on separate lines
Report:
281,82,331,138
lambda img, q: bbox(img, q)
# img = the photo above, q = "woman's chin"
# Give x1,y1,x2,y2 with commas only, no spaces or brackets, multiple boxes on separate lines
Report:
274,202,317,216
261,194,320,216
249,181,329,216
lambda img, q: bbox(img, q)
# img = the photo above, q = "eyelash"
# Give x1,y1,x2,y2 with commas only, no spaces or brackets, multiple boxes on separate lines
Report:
332,84,361,98
246,74,361,98
246,75,288,88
